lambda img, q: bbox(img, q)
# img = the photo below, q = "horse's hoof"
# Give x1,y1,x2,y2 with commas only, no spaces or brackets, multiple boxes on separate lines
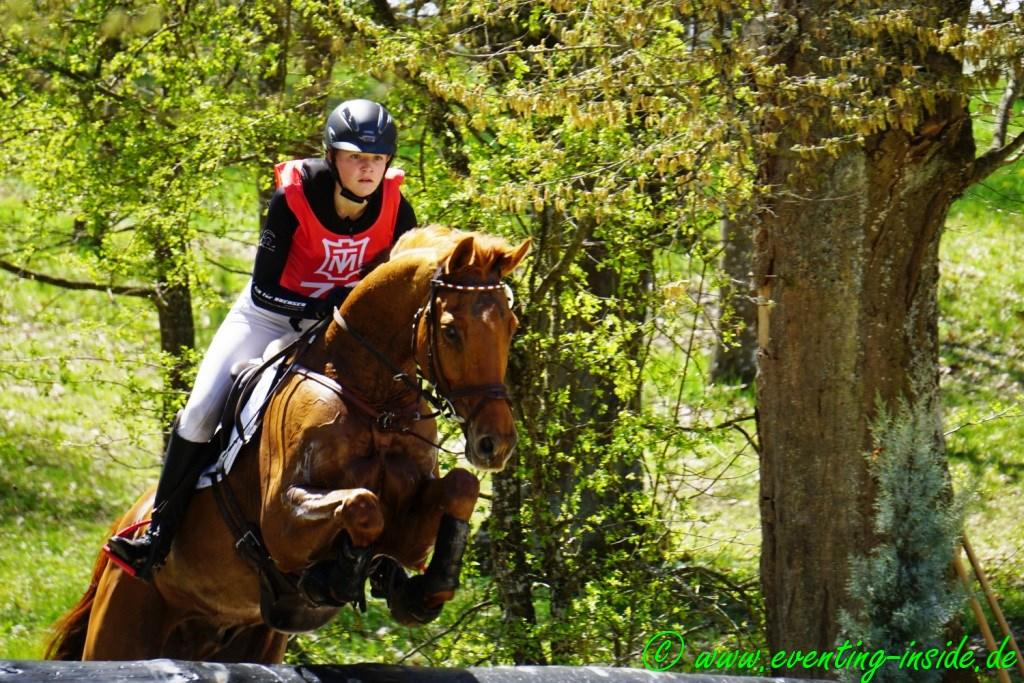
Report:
388,574,444,626
261,591,338,634
370,557,407,600
326,540,373,606
260,568,339,633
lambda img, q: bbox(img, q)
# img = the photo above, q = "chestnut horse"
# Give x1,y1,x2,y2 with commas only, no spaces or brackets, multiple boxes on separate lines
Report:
47,225,530,661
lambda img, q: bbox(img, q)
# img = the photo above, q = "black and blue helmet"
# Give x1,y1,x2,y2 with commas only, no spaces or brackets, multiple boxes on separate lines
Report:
324,99,397,156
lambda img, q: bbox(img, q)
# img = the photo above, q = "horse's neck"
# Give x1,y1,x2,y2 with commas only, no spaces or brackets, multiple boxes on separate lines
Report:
307,255,438,402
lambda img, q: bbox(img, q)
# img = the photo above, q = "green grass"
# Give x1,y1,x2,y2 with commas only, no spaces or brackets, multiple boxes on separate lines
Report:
0,434,127,658
0,275,163,658
647,249,761,580
942,164,1024,650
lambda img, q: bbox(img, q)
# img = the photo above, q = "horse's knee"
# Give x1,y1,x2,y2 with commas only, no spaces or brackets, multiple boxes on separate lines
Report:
442,468,479,519
337,489,383,545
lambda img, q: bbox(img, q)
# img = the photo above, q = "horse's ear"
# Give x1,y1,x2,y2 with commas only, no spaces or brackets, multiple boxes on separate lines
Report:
496,238,531,277
445,235,477,276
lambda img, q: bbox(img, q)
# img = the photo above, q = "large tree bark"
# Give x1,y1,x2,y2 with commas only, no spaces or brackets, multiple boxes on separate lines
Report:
754,1,975,674
757,122,974,675
155,282,195,394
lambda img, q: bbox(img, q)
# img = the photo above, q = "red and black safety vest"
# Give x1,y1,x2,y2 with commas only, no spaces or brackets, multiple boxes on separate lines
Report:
273,160,404,298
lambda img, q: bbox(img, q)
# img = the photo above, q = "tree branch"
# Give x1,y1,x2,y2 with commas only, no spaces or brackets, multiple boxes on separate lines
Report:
972,69,1024,185
944,406,1023,437
396,599,494,664
0,259,155,299
990,65,1023,152
12,47,171,126
531,215,594,303
200,252,251,276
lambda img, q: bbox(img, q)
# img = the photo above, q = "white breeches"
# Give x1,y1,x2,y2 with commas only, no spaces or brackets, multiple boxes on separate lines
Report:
177,282,312,443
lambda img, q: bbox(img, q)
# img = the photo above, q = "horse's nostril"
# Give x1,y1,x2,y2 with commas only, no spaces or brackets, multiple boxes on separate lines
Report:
478,436,495,456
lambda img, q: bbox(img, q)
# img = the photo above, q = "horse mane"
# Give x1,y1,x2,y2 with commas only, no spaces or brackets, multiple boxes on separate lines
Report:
390,224,518,278
390,224,461,255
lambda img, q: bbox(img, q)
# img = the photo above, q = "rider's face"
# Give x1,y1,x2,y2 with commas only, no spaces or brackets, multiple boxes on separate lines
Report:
334,151,389,198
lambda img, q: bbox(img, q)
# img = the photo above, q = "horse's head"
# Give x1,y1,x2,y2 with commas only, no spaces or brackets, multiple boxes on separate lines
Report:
414,231,530,471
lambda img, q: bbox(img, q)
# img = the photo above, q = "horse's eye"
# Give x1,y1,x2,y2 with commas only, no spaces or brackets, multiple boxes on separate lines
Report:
442,325,459,343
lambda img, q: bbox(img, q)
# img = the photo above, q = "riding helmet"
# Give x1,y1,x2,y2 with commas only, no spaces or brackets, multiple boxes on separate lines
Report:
323,99,397,156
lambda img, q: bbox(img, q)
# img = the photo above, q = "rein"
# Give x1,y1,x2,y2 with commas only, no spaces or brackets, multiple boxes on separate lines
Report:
330,311,448,422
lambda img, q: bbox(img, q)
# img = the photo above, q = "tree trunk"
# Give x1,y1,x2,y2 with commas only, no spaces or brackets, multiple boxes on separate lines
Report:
490,463,546,665
757,119,974,673
154,277,195,429
754,2,975,671
544,239,648,659
711,216,757,385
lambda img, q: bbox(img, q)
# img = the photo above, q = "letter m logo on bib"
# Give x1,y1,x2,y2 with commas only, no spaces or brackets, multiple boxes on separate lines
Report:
317,236,369,282
299,237,370,296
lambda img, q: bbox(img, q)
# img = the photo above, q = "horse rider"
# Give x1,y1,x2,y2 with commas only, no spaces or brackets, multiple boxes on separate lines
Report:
106,99,418,581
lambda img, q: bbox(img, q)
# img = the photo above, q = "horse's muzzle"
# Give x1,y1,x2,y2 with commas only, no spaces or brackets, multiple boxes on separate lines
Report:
465,425,517,472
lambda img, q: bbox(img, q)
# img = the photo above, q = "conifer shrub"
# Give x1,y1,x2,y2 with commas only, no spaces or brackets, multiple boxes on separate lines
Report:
839,399,966,683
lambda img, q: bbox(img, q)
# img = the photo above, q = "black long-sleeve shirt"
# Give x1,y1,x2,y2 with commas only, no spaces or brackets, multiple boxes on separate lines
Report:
250,158,417,319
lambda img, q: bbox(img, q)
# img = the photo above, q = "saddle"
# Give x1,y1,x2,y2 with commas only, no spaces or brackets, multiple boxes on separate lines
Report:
195,359,283,490
218,327,320,455
220,362,265,447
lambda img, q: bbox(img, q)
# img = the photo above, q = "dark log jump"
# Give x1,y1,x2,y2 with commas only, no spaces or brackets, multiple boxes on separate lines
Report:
0,661,822,683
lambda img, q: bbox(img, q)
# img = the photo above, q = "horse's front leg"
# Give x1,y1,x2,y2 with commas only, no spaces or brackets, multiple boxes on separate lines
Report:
275,485,384,571
261,484,383,612
375,467,480,624
262,384,386,574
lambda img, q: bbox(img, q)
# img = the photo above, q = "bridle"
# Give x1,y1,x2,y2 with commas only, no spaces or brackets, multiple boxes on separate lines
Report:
415,273,515,426
330,268,514,436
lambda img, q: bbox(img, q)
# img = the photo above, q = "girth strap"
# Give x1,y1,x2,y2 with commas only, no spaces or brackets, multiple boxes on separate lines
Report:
210,467,294,590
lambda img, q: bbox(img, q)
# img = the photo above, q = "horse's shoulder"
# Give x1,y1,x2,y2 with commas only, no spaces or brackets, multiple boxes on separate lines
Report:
267,371,354,438
275,369,340,404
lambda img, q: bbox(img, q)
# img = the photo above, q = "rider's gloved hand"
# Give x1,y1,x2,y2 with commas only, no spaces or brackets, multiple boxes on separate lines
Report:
311,287,350,319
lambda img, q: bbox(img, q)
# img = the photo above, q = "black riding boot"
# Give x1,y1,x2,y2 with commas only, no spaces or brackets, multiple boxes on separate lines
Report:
105,427,211,581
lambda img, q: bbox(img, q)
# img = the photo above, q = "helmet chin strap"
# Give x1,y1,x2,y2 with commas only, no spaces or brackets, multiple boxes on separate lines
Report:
326,149,368,205
338,184,368,205
327,148,390,205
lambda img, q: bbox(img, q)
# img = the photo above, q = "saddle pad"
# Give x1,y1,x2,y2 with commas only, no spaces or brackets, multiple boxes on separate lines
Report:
196,359,282,489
